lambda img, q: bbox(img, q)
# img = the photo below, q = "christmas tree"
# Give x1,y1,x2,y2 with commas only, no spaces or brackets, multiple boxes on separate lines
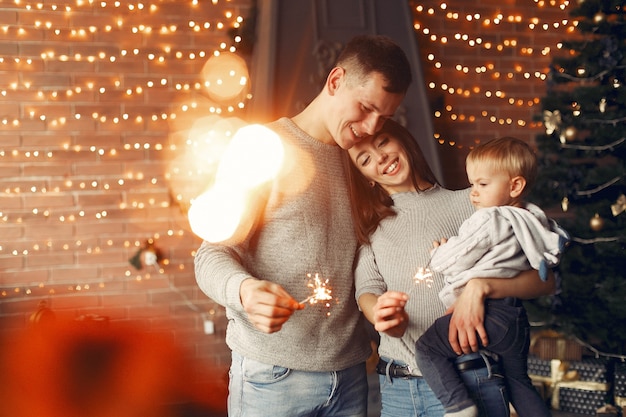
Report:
528,0,626,355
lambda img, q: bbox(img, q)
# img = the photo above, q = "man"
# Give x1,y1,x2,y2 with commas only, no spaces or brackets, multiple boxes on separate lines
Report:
193,35,412,417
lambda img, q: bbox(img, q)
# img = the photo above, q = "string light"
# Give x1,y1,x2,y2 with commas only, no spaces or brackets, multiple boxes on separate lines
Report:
0,0,253,294
411,1,575,147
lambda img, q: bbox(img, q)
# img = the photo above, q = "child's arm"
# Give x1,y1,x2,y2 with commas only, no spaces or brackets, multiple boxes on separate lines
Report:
446,268,556,355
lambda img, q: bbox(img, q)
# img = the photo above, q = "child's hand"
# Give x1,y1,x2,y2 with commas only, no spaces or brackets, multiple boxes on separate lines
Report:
430,238,448,256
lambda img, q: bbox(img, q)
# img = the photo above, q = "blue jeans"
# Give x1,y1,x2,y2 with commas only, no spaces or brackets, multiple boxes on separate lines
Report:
415,298,550,417
456,353,509,417
228,351,368,417
378,366,444,417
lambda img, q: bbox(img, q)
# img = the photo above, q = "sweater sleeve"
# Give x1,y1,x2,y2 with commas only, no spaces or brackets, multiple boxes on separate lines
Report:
429,209,496,275
354,244,388,302
191,134,276,313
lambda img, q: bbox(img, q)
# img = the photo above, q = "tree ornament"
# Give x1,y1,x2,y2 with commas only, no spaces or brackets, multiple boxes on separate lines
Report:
590,213,604,231
543,110,561,135
599,98,607,113
561,196,569,212
611,194,626,216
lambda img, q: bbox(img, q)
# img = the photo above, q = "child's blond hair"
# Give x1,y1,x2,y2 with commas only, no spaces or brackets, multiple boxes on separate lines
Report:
467,136,537,199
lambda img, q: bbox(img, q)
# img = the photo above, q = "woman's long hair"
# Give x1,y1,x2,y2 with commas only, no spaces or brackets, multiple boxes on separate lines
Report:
342,119,439,245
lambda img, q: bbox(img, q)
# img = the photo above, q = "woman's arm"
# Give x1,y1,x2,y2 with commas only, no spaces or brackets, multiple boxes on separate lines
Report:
358,291,409,338
447,269,556,355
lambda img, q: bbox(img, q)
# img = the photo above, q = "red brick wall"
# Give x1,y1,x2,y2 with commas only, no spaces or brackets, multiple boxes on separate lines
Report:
0,1,253,407
410,0,573,188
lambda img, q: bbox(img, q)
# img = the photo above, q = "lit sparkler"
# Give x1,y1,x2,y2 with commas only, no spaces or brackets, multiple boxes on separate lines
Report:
300,273,333,305
413,266,434,288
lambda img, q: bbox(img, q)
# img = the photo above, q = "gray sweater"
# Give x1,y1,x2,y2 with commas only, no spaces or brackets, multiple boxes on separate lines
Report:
355,186,474,373
194,117,371,371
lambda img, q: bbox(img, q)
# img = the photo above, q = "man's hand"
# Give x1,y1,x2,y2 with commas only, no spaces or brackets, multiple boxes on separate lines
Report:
447,279,489,355
372,291,409,338
240,278,303,333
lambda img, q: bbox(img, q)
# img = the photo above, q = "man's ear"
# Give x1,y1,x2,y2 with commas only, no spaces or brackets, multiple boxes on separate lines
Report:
510,176,526,198
326,66,345,96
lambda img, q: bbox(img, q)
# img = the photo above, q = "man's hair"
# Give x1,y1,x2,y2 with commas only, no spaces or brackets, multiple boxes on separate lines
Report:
335,35,412,94
467,136,538,197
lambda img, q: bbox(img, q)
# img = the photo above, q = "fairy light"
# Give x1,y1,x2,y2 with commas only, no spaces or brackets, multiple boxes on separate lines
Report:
1,0,255,305
412,1,575,147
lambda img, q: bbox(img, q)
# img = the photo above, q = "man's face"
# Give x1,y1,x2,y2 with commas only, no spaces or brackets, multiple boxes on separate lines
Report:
331,72,405,150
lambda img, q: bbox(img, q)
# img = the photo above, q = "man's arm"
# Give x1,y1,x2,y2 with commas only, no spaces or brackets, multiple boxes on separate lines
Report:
447,269,556,354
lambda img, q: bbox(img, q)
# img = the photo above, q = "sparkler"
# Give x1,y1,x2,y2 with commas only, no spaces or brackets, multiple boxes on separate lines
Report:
299,273,333,305
413,266,434,288
412,246,439,288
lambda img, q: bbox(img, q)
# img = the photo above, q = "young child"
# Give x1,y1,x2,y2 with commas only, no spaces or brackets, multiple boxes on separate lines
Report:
415,136,569,417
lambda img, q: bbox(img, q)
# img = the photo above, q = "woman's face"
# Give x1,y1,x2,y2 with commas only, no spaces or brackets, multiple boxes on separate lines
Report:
348,131,414,194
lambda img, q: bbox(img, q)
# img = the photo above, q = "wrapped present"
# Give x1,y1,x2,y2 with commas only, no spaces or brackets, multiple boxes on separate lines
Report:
529,329,583,361
551,380,611,415
567,357,611,383
615,361,626,397
596,404,619,417
528,356,552,377
529,359,579,404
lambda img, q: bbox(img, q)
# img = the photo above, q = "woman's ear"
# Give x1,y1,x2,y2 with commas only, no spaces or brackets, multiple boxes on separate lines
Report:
326,66,345,96
510,176,526,198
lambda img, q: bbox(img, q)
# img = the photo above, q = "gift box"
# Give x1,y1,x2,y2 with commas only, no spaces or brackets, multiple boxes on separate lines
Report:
529,329,583,361
552,381,611,415
615,362,626,397
528,356,552,377
596,404,620,417
568,357,611,383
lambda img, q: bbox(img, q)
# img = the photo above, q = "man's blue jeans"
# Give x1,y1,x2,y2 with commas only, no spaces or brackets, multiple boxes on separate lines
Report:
228,351,368,417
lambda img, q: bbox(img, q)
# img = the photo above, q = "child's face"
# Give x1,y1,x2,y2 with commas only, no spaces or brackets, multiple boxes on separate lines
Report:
466,160,517,209
348,131,413,194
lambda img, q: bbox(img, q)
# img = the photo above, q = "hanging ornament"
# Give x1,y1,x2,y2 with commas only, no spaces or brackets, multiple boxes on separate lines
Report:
560,126,577,143
611,194,626,216
599,98,607,113
129,239,163,271
543,110,561,135
613,78,621,88
576,67,586,77
572,101,581,117
561,197,569,212
590,213,604,231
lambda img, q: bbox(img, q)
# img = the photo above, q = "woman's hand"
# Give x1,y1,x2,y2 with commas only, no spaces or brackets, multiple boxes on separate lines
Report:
359,291,409,338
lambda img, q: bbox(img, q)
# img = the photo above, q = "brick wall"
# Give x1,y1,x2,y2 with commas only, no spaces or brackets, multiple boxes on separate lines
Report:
0,1,253,408
410,0,573,188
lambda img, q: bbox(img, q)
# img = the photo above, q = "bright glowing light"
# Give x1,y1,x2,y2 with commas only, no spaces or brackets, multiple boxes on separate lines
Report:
413,267,434,287
187,184,248,243
201,52,249,102
300,273,333,305
188,124,285,243
215,124,285,188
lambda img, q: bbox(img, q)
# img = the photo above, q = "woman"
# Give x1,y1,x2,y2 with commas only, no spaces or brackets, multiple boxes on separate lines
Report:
343,120,555,417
